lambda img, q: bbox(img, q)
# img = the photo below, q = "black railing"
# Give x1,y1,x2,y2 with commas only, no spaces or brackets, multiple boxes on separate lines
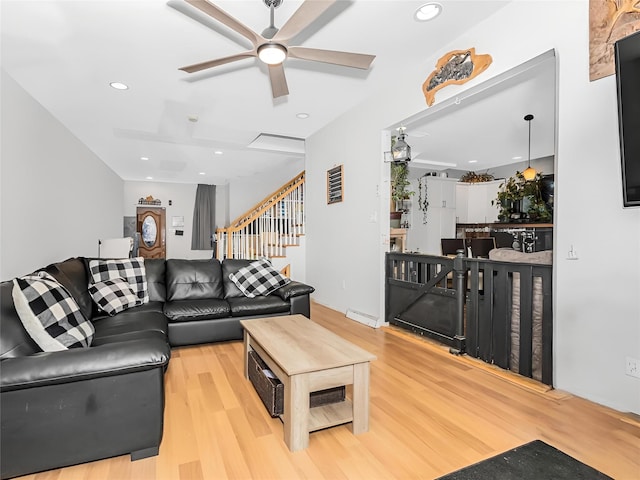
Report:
386,252,553,385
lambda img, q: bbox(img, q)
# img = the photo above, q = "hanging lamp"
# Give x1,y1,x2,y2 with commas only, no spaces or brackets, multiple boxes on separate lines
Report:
392,127,411,162
522,114,536,180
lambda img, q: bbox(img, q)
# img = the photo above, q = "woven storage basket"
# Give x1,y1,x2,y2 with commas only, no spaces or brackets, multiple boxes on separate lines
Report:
248,350,346,417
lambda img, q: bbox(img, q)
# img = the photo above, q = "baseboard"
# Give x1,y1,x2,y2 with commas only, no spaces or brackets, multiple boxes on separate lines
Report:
345,308,379,328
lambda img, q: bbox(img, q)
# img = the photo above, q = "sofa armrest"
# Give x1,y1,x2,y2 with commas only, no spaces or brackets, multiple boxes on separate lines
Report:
273,281,315,301
0,336,170,392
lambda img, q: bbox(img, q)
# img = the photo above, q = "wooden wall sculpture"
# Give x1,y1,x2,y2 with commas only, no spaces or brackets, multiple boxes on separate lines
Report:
422,48,492,107
589,0,640,81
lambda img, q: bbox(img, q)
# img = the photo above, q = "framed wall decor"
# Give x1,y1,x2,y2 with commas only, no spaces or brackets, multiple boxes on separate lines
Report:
327,165,344,204
589,0,640,81
422,48,492,106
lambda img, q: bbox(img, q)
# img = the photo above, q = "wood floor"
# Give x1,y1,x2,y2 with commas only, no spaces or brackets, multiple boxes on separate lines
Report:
20,302,640,479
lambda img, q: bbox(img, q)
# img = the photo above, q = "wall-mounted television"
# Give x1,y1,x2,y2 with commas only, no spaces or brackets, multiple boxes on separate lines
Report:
615,30,640,207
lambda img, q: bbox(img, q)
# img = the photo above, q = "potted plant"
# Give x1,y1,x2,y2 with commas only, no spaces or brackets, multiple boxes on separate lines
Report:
494,171,552,222
390,162,414,227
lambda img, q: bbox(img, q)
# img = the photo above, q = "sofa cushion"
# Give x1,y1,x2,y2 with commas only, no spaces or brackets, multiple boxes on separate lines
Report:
0,281,40,359
44,258,94,320
12,272,94,351
166,259,224,301
88,257,149,304
89,278,139,316
91,300,164,321
228,259,291,298
222,259,253,299
144,258,166,302
227,296,290,317
91,310,168,342
164,299,231,322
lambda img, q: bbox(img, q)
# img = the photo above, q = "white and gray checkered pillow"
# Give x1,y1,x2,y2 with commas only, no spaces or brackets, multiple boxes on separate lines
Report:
89,257,148,304
12,272,94,351
229,259,291,298
89,278,139,316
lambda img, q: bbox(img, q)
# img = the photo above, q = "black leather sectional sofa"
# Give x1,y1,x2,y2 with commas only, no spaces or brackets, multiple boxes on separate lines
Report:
0,256,314,479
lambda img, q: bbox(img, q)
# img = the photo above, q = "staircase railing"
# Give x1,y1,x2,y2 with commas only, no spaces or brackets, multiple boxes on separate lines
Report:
216,172,305,260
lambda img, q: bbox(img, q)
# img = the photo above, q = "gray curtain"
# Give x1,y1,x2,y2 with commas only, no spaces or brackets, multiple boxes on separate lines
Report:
191,184,216,250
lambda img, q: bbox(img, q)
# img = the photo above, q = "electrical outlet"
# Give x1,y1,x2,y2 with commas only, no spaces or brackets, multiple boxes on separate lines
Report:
625,356,640,378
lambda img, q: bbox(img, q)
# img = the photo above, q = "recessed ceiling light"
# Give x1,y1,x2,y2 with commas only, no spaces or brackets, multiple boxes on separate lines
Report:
415,2,443,21
214,150,223,155
199,172,206,175
296,112,309,119
469,160,478,164
140,156,149,161
512,156,523,160
110,82,129,90
146,176,153,180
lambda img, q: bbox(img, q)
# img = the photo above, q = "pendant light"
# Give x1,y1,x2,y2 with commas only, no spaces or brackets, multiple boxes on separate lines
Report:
522,114,536,180
391,127,411,162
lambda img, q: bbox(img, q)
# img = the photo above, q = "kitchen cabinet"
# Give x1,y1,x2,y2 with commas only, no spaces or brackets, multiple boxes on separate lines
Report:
456,180,502,224
406,177,458,255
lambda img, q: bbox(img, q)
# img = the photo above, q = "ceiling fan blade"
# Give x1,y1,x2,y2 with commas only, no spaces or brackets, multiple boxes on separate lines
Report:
184,0,261,46
288,46,375,69
179,51,256,73
268,64,289,98
272,0,336,43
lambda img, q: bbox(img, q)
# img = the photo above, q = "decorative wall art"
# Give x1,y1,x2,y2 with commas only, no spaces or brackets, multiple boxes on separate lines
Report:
422,48,493,106
138,195,161,206
327,165,344,205
589,0,640,81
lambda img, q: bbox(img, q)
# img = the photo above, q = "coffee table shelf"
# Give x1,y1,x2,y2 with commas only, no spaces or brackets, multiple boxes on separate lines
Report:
309,400,353,432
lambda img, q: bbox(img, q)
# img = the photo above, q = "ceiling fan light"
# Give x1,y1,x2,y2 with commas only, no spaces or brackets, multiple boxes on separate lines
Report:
258,44,287,65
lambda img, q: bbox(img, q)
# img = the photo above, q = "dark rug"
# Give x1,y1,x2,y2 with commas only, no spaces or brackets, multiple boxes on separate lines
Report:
436,440,612,480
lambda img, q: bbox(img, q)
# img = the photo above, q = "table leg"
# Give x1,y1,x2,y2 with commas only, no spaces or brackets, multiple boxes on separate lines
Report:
243,331,250,380
352,362,370,434
283,373,310,451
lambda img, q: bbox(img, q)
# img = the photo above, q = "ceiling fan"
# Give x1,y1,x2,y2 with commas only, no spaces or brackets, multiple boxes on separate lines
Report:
174,0,376,98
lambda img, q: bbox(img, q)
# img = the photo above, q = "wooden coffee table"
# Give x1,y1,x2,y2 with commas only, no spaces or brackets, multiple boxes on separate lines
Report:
240,315,376,451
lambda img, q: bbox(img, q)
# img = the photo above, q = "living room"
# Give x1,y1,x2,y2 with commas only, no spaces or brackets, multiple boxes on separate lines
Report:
1,0,639,478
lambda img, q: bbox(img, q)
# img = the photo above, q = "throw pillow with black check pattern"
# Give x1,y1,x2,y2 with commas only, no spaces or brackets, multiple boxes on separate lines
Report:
12,272,94,351
89,257,149,304
89,278,139,316
229,258,291,298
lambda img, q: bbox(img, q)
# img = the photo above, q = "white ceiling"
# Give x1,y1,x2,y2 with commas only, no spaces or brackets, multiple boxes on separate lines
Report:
1,0,515,184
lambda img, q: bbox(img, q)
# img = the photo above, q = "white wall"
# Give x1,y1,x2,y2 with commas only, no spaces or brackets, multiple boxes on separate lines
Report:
123,181,229,260
306,2,640,414
1,70,123,280
228,161,305,221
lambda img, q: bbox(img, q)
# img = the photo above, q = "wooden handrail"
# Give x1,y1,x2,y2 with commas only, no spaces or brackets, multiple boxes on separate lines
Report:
227,171,305,230
216,171,305,259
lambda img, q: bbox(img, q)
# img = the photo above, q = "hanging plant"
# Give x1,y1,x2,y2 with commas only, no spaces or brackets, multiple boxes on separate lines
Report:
417,174,430,224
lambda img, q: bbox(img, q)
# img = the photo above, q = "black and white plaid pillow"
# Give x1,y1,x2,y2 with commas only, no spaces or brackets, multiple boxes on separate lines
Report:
89,278,139,316
89,257,148,304
12,272,94,351
229,259,291,298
